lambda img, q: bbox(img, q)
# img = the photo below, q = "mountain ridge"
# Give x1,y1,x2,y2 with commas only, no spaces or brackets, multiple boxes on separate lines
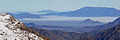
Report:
42,7,120,17
95,24,120,40
0,13,50,40
81,19,103,23
7,7,120,19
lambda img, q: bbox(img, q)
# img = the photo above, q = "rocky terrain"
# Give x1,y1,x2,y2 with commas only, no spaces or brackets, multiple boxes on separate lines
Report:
28,17,120,40
0,13,50,40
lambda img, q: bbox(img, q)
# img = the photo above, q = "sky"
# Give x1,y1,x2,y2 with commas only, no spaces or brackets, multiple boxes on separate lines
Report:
0,0,120,12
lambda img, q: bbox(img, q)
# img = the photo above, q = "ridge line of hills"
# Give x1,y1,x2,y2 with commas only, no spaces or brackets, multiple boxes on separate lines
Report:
28,16,120,40
7,7,120,19
0,13,50,40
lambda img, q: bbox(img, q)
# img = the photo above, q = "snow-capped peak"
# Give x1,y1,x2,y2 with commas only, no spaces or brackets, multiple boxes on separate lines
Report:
0,13,44,40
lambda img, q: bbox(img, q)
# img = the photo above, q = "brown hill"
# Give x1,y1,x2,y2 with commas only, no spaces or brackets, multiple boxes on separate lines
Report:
95,24,120,40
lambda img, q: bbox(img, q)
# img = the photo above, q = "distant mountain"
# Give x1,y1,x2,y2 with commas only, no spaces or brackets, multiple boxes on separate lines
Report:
78,17,120,40
24,19,104,27
7,12,42,19
95,17,120,30
7,7,120,19
83,17,120,34
63,17,120,33
23,19,104,32
80,19,103,24
24,23,71,28
42,7,120,17
36,10,58,14
22,19,104,28
72,19,105,27
7,10,58,19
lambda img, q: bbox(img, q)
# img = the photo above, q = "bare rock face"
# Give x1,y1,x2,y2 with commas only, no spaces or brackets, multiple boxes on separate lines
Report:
0,13,45,40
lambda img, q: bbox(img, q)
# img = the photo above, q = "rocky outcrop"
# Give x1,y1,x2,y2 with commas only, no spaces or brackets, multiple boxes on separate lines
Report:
95,24,120,40
0,13,50,40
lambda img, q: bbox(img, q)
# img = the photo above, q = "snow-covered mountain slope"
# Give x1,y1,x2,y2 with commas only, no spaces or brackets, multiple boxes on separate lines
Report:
0,13,45,40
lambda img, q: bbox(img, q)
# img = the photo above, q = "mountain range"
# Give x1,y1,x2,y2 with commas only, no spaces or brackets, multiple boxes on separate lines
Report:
81,19,102,23
7,12,42,19
23,19,104,32
7,10,58,19
42,7,120,17
27,15,120,40
2,7,120,40
7,7,120,19
36,10,59,14
91,17,120,33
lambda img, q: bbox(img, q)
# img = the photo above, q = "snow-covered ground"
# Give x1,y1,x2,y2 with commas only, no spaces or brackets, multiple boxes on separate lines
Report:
0,13,43,40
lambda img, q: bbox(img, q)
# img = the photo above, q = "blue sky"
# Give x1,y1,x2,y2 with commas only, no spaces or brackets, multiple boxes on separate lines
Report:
0,0,120,12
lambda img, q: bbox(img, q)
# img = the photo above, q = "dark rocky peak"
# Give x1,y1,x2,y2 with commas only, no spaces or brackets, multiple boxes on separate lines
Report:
83,19,93,22
81,19,102,23
113,17,120,23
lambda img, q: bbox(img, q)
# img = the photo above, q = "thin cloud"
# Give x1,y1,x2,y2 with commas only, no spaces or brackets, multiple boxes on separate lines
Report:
19,15,118,22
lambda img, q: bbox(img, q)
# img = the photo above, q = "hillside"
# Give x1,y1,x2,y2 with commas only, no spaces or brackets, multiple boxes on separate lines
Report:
95,24,120,40
29,27,91,40
0,13,50,40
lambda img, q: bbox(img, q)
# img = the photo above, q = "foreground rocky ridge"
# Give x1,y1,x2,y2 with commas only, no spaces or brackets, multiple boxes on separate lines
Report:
95,24,120,40
0,13,50,40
